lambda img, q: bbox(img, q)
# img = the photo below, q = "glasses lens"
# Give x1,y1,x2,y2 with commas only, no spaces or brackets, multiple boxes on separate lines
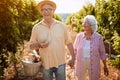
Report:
41,8,53,12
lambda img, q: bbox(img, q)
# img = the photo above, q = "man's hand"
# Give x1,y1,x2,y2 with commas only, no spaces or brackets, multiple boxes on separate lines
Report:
68,58,75,68
30,41,49,50
40,41,49,48
30,43,40,50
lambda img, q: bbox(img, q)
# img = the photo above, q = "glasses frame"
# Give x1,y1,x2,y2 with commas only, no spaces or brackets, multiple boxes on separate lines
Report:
41,8,53,12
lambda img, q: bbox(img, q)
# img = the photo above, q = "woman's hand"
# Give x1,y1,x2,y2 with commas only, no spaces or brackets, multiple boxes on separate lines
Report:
104,66,109,76
102,60,109,76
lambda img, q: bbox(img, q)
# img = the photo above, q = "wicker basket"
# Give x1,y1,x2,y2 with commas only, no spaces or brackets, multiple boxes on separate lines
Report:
21,60,41,76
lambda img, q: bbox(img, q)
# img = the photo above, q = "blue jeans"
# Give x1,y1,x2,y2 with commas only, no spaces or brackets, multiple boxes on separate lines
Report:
40,64,66,80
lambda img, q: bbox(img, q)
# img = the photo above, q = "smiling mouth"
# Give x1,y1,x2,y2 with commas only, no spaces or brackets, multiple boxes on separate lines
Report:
45,15,49,16
44,14,50,17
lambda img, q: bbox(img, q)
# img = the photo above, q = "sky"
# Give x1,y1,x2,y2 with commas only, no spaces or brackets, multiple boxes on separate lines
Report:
35,0,96,13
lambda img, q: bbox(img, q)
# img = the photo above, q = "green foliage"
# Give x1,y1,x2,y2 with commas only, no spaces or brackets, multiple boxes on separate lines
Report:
0,0,39,52
15,0,40,41
111,31,120,55
0,53,9,76
96,0,120,38
0,0,39,76
53,14,63,21
65,14,80,32
0,0,20,76
109,57,120,69
65,4,95,32
95,0,120,56
107,0,120,35
65,14,72,25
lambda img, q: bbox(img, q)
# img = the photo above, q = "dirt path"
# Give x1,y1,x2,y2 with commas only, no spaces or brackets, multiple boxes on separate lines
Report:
3,55,120,80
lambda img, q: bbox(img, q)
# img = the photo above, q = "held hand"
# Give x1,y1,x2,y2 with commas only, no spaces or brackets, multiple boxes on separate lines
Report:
30,41,49,49
104,66,109,76
68,58,75,69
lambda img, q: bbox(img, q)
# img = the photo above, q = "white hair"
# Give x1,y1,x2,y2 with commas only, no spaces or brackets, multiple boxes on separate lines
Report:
84,15,98,32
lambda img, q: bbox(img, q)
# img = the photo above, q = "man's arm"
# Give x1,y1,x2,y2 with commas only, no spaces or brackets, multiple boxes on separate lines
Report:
67,43,75,68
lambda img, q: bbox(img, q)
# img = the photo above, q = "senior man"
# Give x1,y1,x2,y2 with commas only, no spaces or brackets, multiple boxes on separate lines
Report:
29,0,75,80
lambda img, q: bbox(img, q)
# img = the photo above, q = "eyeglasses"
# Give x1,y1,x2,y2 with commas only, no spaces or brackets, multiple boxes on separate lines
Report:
41,8,53,12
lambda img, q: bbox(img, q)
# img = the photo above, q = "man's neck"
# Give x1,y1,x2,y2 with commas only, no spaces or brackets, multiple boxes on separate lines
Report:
43,19,54,27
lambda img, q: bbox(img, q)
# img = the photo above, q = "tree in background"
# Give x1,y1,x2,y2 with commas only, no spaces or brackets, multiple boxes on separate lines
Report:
65,4,95,32
0,0,62,78
95,0,120,55
0,0,40,78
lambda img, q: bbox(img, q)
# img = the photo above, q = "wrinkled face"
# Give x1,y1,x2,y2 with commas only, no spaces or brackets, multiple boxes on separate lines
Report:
82,19,92,32
40,4,54,20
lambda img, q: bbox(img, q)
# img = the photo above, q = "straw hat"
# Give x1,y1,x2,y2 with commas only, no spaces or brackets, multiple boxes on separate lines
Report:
37,0,56,12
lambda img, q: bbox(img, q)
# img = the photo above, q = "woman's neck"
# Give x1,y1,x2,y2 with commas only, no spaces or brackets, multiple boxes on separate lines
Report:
85,31,93,40
85,31,93,36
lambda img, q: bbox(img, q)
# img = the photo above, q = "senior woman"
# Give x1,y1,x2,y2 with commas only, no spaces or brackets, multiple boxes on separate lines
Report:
74,15,109,80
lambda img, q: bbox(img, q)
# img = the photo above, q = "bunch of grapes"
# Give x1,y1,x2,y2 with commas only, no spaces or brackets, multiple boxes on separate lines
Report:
33,56,41,63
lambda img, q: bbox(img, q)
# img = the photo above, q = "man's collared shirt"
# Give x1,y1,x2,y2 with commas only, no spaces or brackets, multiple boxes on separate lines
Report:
29,19,72,69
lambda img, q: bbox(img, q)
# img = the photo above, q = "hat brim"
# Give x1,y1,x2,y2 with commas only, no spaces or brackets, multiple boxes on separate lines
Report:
37,0,56,13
